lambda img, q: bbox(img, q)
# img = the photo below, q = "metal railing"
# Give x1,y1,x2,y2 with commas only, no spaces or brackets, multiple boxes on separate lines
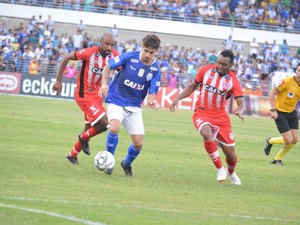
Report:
2,0,300,34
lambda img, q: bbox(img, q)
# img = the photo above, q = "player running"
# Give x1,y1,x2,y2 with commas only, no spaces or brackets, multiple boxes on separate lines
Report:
170,49,245,185
53,32,118,165
100,34,161,176
264,63,300,165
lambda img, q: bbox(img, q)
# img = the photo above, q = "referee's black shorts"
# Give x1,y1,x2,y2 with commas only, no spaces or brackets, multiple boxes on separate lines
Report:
275,110,299,133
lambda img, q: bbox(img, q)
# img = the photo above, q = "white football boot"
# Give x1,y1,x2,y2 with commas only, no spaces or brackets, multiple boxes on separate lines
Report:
216,167,227,182
226,168,241,185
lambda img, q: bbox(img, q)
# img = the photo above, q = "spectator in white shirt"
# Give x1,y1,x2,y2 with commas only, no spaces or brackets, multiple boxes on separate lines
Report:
72,30,83,51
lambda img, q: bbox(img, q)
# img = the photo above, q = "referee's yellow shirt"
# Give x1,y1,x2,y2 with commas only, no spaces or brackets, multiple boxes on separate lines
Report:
275,76,300,113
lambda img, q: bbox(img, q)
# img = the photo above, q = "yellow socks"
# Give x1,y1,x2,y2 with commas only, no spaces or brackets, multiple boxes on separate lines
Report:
274,144,295,160
269,137,285,145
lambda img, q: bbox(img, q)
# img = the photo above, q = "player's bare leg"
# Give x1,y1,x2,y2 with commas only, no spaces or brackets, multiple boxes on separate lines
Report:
79,116,108,155
220,145,241,185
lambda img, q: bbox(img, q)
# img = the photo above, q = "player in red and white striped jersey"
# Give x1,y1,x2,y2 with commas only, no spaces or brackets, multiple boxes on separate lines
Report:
170,49,245,185
53,33,118,165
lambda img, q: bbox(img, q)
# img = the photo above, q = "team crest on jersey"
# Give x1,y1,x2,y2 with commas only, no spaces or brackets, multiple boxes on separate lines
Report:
150,66,158,71
146,73,153,81
131,59,139,63
223,81,231,90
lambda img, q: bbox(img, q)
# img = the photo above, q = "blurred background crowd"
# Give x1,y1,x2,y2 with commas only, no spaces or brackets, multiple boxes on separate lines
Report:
4,0,300,33
1,0,300,96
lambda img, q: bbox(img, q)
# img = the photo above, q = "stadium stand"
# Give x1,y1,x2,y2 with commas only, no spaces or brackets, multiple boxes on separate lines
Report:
2,0,300,34
0,0,299,96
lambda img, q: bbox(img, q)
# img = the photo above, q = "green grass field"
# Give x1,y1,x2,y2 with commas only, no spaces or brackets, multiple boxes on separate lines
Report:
0,94,299,225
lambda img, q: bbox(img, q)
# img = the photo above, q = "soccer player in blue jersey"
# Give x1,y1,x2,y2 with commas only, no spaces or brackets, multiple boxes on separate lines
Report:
100,34,161,176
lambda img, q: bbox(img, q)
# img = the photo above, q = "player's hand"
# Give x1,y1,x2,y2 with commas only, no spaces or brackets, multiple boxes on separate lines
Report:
270,111,278,120
148,100,160,110
99,84,108,98
169,99,179,112
52,80,62,95
234,110,244,122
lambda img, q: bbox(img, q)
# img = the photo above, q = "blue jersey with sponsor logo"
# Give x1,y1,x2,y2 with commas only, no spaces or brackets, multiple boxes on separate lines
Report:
106,51,161,107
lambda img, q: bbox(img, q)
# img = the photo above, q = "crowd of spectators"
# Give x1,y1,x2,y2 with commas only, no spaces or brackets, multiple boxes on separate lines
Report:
5,0,300,34
0,13,299,96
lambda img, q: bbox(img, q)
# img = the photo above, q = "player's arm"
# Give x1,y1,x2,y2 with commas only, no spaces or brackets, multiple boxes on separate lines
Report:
170,80,199,112
234,96,245,122
147,69,161,110
269,87,279,119
100,64,111,98
231,75,245,121
53,52,76,93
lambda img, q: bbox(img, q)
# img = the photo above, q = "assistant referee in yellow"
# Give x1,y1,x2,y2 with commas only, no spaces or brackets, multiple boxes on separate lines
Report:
264,63,300,165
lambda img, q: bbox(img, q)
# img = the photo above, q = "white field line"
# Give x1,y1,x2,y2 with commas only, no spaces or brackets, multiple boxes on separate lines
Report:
0,202,106,225
0,196,298,223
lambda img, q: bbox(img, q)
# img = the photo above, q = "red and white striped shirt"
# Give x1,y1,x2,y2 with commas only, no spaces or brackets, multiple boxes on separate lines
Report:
75,46,118,97
195,64,243,112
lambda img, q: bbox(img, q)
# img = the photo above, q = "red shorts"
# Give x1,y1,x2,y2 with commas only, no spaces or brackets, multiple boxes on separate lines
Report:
75,93,106,126
192,110,235,146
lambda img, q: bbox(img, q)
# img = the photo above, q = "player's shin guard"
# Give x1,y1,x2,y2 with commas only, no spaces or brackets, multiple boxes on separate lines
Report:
106,131,118,155
124,144,141,166
70,141,81,157
226,154,237,174
204,141,223,169
80,127,98,140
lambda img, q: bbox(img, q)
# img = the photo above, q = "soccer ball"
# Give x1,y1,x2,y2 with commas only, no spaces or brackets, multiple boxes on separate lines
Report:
94,151,115,171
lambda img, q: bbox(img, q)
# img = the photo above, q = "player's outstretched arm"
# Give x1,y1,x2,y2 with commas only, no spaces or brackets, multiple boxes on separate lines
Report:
170,81,198,112
53,52,76,94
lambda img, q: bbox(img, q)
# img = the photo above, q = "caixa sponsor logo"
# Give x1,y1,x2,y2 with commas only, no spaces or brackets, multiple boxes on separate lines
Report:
0,74,18,91
91,67,102,75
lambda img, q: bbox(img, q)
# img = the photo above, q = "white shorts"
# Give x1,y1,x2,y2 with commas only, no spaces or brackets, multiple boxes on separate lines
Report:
107,103,144,135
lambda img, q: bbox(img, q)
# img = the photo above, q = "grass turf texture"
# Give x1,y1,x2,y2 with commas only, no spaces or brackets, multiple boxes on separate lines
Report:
0,94,299,225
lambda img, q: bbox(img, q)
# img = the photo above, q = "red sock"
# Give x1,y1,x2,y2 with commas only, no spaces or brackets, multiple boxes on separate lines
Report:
80,127,98,140
226,154,237,174
70,141,81,157
204,141,223,169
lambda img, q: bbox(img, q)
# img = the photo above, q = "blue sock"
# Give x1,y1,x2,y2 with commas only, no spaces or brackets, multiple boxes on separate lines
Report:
106,131,118,155
124,144,141,166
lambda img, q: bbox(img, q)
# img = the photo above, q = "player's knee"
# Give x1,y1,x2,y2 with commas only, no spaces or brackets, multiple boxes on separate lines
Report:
291,138,298,145
109,126,119,134
94,123,108,134
132,138,143,150
133,143,143,150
